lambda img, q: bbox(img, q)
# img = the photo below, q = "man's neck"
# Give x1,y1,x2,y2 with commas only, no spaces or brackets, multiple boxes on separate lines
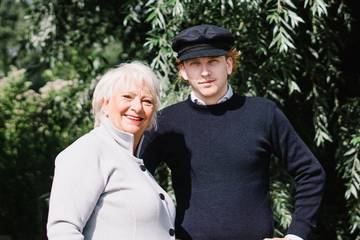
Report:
190,85,233,105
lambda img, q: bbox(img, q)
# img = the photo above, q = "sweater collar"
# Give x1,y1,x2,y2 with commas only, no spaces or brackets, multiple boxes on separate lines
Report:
186,93,246,115
190,84,233,105
100,116,135,154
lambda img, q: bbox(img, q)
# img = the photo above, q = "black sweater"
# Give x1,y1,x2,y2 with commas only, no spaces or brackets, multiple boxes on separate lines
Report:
142,94,325,240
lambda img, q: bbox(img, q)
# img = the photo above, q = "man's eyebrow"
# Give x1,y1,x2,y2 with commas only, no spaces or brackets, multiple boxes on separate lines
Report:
186,59,200,63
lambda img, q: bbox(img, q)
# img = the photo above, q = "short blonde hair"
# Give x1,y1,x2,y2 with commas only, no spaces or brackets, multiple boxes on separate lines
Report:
92,61,161,129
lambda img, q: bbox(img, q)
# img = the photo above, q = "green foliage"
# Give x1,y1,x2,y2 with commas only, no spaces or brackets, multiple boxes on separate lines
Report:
336,100,360,236
270,179,294,236
27,0,151,82
0,68,93,238
0,0,29,76
269,155,295,237
266,0,305,53
0,0,359,239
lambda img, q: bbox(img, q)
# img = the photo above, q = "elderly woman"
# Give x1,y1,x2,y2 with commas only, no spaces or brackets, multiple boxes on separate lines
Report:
47,61,175,240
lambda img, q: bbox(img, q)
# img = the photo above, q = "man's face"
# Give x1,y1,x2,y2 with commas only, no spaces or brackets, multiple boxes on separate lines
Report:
179,56,233,105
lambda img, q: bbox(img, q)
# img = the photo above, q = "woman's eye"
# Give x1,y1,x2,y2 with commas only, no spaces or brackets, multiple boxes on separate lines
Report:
143,99,153,105
121,95,132,100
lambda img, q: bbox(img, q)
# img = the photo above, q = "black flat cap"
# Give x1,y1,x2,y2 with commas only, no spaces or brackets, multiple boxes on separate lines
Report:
172,24,234,61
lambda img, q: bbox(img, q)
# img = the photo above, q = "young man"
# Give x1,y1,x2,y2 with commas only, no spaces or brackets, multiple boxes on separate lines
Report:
142,24,325,240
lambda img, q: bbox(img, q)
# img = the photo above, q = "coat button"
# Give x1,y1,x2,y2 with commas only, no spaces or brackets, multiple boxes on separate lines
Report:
159,193,165,200
169,228,175,236
139,165,146,171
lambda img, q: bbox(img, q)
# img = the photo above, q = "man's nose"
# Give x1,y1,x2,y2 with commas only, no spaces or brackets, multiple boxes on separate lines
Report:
200,64,210,77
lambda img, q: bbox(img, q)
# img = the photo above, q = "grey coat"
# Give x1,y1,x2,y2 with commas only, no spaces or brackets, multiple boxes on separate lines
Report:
47,119,175,240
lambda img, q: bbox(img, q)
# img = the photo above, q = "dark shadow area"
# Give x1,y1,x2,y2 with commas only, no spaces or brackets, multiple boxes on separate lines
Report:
340,0,360,99
141,131,193,239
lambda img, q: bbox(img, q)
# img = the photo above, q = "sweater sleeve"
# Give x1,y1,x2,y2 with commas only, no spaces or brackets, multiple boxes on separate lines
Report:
47,139,107,240
141,130,162,175
269,105,326,240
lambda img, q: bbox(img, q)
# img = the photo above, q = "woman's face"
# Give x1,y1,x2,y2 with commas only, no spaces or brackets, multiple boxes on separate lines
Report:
102,81,155,140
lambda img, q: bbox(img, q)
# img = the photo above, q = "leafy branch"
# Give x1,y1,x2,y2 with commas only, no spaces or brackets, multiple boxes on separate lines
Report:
266,0,305,53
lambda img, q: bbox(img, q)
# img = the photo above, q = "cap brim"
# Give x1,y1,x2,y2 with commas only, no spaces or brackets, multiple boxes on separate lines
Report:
178,49,227,61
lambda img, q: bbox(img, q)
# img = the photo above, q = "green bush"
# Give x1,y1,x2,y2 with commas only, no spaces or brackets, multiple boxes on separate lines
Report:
0,0,359,239
0,68,93,238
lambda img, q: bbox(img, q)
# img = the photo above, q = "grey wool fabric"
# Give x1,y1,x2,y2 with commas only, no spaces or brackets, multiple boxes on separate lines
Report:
47,118,175,240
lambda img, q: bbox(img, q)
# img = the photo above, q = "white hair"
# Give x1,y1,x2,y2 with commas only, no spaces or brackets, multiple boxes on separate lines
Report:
92,61,161,129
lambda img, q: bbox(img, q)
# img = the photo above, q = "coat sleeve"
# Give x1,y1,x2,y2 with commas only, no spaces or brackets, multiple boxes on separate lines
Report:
47,139,107,240
269,105,326,240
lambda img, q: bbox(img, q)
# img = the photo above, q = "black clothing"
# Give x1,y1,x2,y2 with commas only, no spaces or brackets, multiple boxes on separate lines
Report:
142,94,325,240
171,24,234,61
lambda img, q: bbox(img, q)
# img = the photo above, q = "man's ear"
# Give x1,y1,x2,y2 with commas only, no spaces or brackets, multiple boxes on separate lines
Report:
179,64,189,81
226,57,233,75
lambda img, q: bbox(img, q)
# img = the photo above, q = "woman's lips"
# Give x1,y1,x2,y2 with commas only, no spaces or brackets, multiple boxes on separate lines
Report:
125,115,143,121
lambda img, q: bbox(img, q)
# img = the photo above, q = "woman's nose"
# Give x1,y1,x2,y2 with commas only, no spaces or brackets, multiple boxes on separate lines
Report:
130,98,143,112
